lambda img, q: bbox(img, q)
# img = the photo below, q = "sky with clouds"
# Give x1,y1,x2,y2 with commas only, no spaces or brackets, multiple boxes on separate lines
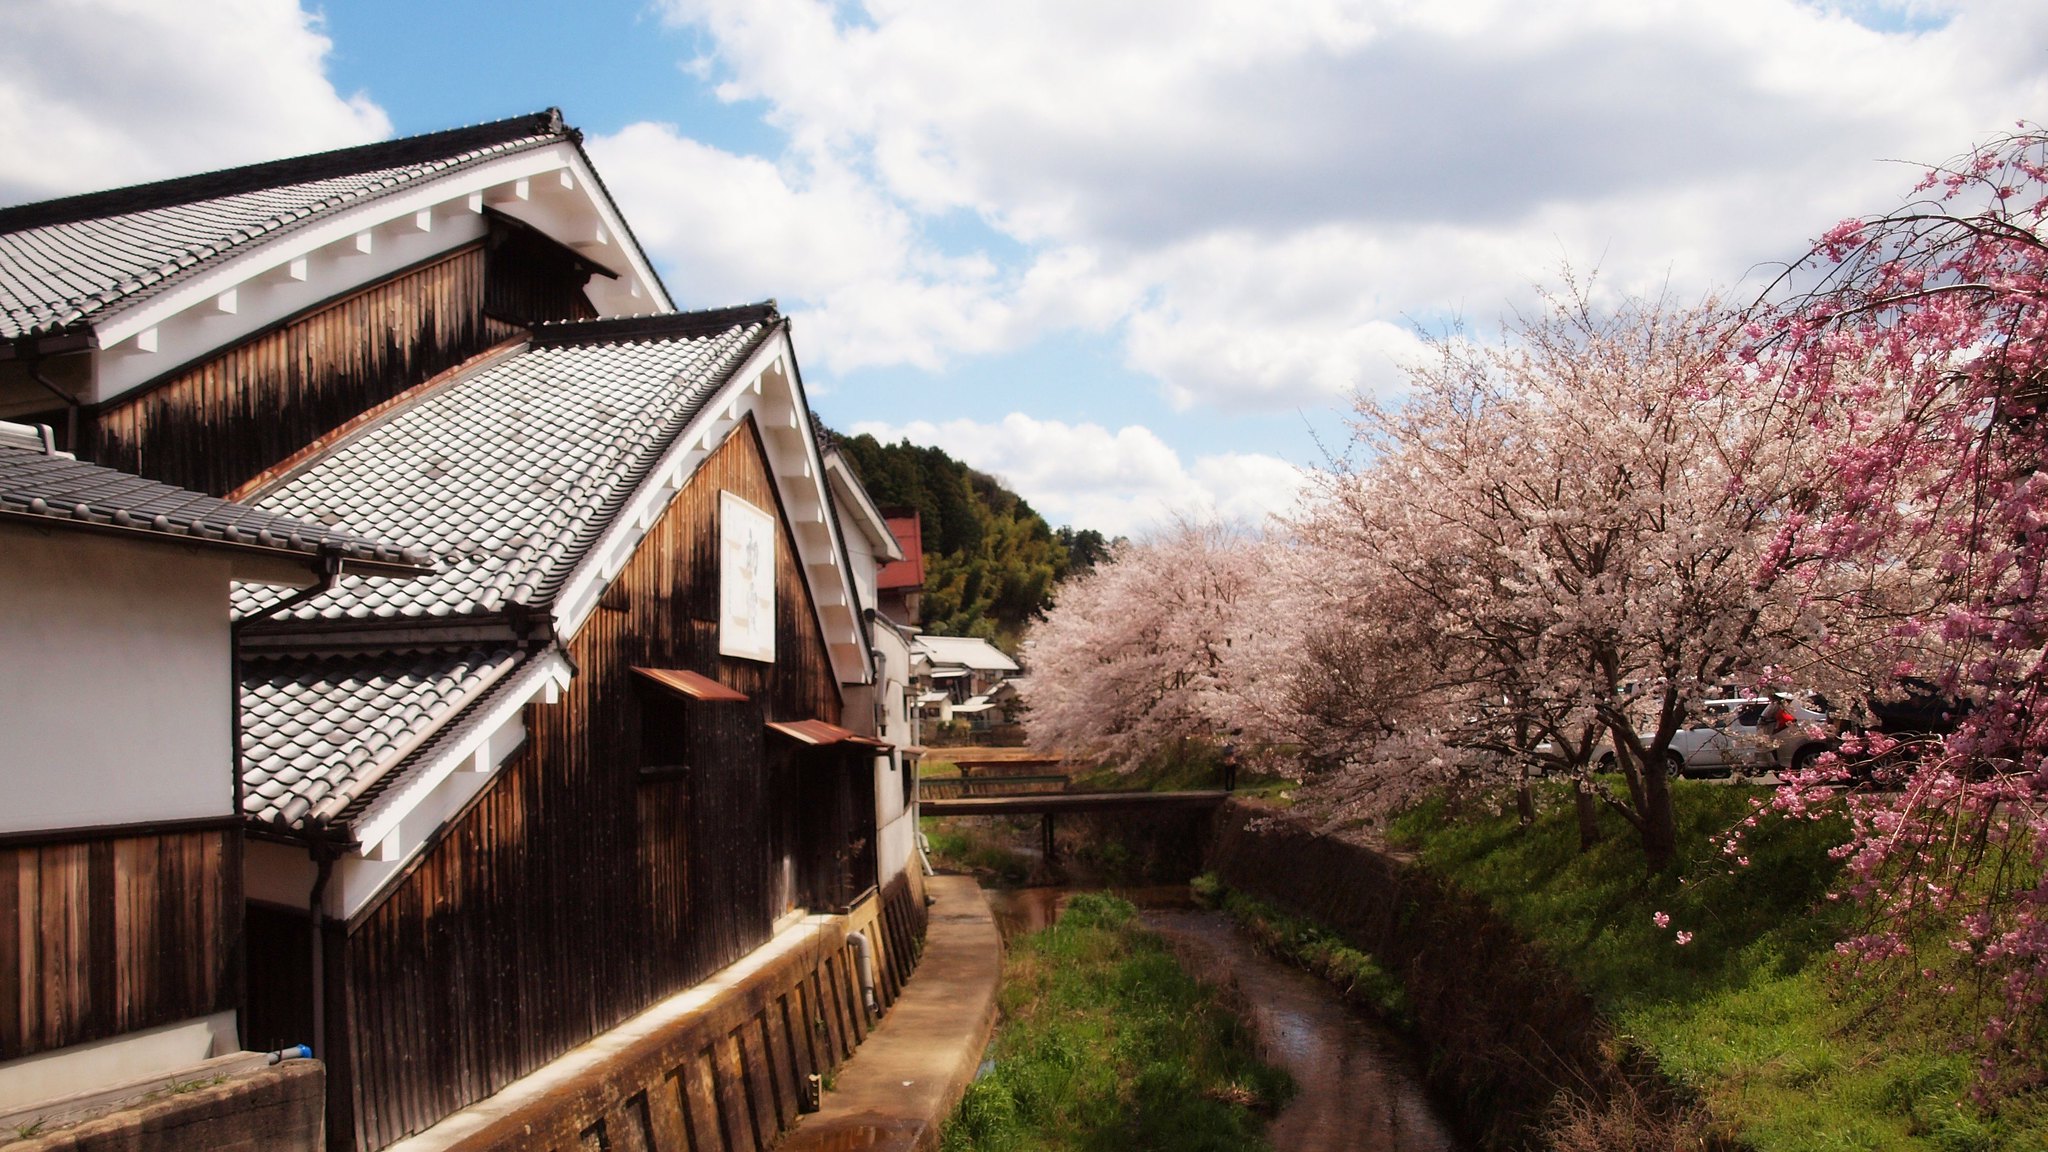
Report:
2,0,2043,535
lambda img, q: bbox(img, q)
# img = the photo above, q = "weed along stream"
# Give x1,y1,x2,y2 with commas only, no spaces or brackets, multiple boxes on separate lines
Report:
958,887,1462,1152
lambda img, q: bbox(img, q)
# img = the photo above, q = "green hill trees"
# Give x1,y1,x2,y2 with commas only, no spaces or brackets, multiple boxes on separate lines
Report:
835,432,1103,648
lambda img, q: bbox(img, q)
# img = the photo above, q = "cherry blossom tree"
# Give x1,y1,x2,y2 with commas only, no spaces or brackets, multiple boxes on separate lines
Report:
1290,286,1872,870
1020,519,1282,768
1755,126,2048,1089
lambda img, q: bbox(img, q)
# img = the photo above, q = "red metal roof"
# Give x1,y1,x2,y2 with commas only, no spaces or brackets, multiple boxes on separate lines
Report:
877,513,925,590
633,667,749,702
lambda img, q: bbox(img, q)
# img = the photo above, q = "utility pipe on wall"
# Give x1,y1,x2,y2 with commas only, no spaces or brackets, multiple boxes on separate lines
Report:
846,930,879,1017
307,847,336,1059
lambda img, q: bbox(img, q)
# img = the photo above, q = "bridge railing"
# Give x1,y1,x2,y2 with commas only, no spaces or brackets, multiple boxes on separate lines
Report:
919,773,1069,799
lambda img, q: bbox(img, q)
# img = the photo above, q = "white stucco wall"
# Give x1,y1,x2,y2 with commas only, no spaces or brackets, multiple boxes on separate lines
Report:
0,525,236,833
841,518,880,624
869,624,919,882
872,625,915,750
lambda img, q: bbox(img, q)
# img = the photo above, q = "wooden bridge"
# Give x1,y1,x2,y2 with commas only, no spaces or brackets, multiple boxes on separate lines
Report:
919,748,1233,862
920,787,1229,862
919,790,1229,816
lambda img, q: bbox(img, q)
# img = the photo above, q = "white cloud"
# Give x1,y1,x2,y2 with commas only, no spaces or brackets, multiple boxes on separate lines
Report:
654,0,2048,413
849,414,1307,536
591,122,1070,373
0,0,388,205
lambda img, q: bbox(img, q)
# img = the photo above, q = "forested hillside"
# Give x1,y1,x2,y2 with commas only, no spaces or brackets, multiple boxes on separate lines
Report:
835,432,1107,648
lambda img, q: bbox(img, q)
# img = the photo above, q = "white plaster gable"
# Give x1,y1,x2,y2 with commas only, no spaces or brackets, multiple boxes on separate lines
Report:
87,142,670,405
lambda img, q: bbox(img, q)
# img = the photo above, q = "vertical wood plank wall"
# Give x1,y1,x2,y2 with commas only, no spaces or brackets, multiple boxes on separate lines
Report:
448,871,929,1152
87,226,596,498
0,827,240,1061
335,420,850,1151
89,246,501,498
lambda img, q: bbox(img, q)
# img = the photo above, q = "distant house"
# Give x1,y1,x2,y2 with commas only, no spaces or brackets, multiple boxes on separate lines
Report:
987,677,1028,726
913,634,1021,733
1,111,931,1152
875,511,925,625
916,634,1021,702
0,423,426,1113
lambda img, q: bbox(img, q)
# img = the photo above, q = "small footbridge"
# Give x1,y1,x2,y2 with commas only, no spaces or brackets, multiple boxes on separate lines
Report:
917,748,1231,861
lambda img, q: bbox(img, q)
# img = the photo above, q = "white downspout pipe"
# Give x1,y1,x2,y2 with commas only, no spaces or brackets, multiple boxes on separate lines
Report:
847,930,880,1017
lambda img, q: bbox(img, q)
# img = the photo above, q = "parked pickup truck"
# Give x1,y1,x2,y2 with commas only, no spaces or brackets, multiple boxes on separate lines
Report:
1600,695,1834,779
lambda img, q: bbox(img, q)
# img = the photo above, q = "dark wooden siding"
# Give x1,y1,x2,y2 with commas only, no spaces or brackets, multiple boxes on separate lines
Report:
88,221,596,498
0,827,241,1061
483,215,602,329
432,870,929,1152
332,419,847,1151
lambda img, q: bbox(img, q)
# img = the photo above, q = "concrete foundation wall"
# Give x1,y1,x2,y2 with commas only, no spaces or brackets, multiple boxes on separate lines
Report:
8,1061,323,1152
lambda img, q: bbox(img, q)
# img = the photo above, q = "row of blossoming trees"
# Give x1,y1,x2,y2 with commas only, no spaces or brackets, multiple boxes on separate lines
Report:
1022,128,2048,1081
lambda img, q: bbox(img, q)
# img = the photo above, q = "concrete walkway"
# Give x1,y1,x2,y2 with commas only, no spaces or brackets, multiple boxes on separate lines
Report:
776,875,1001,1152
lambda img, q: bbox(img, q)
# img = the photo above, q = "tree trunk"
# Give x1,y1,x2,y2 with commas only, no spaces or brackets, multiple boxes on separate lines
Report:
1574,776,1602,851
1515,771,1536,828
1640,755,1678,872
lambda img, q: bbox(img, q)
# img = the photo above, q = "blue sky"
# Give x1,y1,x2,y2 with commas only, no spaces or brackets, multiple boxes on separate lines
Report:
3,0,2043,534
307,0,1352,482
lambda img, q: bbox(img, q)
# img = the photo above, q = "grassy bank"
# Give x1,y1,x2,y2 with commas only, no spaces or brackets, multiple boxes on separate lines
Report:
1191,874,1412,1030
1389,782,2047,1150
923,817,1035,886
941,893,1293,1152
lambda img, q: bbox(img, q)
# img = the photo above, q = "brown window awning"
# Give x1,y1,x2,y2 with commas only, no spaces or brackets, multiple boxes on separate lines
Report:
766,719,892,749
633,667,749,702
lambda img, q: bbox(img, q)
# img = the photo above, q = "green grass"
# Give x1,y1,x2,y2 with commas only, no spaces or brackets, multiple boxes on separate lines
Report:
942,893,1293,1152
922,817,1035,886
1387,782,2048,1150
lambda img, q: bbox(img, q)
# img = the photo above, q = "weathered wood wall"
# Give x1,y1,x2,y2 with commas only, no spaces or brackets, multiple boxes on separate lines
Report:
88,222,596,497
439,872,928,1152
0,825,240,1061
326,420,856,1151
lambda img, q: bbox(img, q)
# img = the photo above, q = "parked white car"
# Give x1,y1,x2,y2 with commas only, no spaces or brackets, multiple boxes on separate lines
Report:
1600,695,1834,778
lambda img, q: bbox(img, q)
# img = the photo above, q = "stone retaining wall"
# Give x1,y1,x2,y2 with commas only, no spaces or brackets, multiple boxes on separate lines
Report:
1209,801,1710,1150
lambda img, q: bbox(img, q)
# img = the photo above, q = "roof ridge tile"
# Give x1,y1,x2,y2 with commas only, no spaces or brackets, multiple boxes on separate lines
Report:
528,301,780,348
0,111,567,234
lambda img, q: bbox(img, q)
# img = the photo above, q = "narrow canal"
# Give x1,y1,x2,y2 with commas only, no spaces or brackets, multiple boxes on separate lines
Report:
983,888,1462,1152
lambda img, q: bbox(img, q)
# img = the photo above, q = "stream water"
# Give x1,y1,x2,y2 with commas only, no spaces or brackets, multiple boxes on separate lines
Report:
982,888,1463,1152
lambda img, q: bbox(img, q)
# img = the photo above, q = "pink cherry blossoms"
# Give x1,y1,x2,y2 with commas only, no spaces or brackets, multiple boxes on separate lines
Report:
1752,126,2048,1093
1018,124,2048,1092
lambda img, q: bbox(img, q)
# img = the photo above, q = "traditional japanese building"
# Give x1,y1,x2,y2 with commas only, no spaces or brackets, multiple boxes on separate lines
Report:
1,111,927,1152
0,422,427,1117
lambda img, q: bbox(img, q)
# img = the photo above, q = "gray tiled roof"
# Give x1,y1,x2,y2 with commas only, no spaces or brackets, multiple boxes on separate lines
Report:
0,441,430,573
240,647,525,830
337,651,558,833
0,112,568,340
235,308,777,625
